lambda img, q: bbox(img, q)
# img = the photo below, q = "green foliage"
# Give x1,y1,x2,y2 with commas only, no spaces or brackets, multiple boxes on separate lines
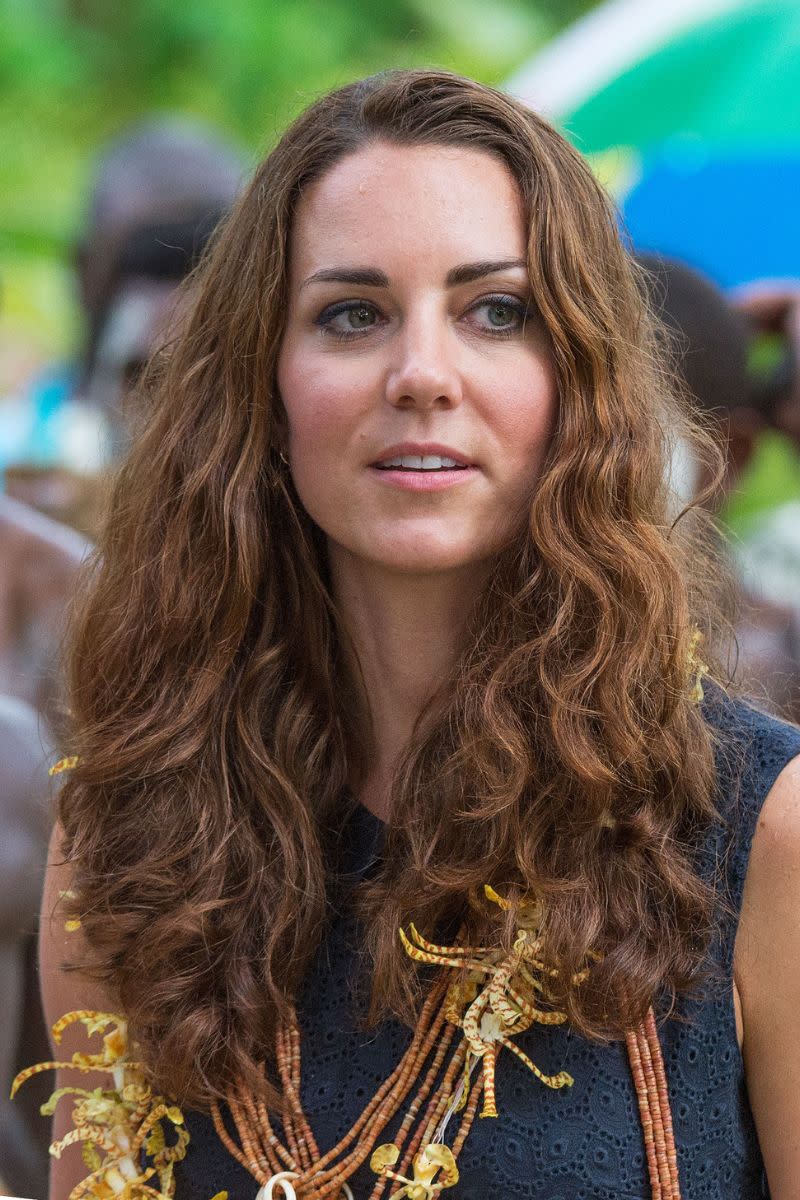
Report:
0,0,596,349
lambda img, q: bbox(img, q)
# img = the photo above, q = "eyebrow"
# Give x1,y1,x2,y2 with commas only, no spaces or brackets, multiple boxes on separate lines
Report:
300,258,528,291
301,266,389,289
445,258,528,286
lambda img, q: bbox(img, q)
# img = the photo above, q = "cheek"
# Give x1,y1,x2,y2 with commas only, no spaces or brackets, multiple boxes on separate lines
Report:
276,344,370,526
278,346,355,453
492,359,558,478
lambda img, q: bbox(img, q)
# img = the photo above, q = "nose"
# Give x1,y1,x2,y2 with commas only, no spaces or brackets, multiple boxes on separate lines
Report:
385,310,463,411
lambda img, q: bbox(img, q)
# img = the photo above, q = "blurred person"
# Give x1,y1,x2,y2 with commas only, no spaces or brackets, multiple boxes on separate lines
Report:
636,252,759,498
28,72,800,1200
0,494,88,723
75,116,246,451
728,282,800,717
0,499,85,1196
0,694,52,1198
3,117,246,535
0,123,247,1193
732,280,800,450
639,252,800,721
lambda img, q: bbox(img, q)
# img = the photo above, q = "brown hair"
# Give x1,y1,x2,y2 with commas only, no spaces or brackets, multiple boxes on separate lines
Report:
57,69,727,1106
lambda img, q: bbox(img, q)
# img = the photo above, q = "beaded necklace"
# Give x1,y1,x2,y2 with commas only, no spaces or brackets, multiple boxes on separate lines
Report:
20,820,681,1200
210,885,682,1200
218,642,703,1196
37,635,709,1200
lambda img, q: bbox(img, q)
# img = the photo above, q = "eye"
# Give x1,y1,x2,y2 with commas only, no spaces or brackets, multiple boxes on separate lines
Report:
315,300,382,339
468,294,529,335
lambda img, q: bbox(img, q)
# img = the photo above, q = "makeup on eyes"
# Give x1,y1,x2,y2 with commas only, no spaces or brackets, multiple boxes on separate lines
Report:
313,292,533,342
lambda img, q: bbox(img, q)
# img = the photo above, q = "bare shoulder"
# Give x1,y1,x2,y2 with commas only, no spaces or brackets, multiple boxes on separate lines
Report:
748,746,800,850
40,818,115,1039
40,822,102,1032
735,748,800,1000
734,750,800,1198
39,821,117,1200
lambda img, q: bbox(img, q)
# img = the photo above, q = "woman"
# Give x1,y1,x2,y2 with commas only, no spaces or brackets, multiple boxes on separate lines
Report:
37,71,800,1199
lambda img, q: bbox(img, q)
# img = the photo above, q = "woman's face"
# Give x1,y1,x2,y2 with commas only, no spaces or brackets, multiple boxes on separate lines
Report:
277,141,556,577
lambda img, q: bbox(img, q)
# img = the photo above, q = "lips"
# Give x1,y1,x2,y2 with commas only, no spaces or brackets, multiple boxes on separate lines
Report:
368,443,477,493
371,443,473,469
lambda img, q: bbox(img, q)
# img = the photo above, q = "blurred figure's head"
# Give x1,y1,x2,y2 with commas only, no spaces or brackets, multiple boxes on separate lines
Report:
76,116,246,442
637,252,758,503
729,281,800,453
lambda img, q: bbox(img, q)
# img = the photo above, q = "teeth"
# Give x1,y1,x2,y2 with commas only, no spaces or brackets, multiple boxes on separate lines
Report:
422,455,459,469
379,454,463,470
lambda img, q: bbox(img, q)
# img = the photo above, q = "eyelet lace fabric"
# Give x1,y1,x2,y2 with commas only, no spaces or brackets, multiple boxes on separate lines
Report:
174,693,800,1199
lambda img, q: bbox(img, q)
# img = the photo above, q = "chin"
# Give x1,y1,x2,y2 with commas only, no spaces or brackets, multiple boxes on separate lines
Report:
361,535,492,576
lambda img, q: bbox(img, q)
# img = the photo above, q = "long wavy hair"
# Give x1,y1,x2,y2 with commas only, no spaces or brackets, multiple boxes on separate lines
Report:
57,69,728,1107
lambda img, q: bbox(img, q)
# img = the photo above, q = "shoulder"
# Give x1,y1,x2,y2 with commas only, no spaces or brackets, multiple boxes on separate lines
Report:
733,750,800,1193
736,750,800,993
39,821,111,1042
701,686,800,849
38,823,123,1200
738,749,800,970
698,690,800,988
746,749,800,863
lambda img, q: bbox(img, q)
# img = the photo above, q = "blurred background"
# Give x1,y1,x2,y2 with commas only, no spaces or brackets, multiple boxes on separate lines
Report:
2,1,800,1193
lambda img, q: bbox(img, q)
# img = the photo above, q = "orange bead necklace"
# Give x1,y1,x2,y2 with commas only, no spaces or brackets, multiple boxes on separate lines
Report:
211,888,682,1200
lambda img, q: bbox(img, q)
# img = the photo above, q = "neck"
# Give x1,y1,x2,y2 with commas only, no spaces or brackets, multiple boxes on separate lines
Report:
329,548,489,820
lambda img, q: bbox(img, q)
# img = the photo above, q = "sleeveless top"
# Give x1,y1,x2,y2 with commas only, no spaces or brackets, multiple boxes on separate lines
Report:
172,693,800,1200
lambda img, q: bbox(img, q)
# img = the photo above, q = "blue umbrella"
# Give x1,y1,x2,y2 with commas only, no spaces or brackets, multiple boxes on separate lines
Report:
621,149,800,289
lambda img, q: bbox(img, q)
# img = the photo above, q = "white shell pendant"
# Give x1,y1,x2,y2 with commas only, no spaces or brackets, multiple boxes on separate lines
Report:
255,1172,298,1199
255,1175,354,1200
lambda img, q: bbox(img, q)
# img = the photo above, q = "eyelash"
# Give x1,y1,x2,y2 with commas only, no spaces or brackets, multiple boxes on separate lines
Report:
314,294,531,342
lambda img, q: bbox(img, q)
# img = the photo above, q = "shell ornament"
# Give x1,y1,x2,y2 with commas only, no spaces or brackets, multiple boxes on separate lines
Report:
11,1011,189,1200
397,884,585,1121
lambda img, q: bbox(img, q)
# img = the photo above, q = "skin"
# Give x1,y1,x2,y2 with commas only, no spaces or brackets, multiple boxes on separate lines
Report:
39,142,800,1198
278,143,555,809
734,755,800,1198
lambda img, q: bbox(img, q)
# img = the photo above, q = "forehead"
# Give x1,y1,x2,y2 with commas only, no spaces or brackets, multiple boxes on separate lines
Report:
289,142,526,278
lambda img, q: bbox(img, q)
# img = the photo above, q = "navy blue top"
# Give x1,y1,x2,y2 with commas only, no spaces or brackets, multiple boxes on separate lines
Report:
172,693,800,1199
